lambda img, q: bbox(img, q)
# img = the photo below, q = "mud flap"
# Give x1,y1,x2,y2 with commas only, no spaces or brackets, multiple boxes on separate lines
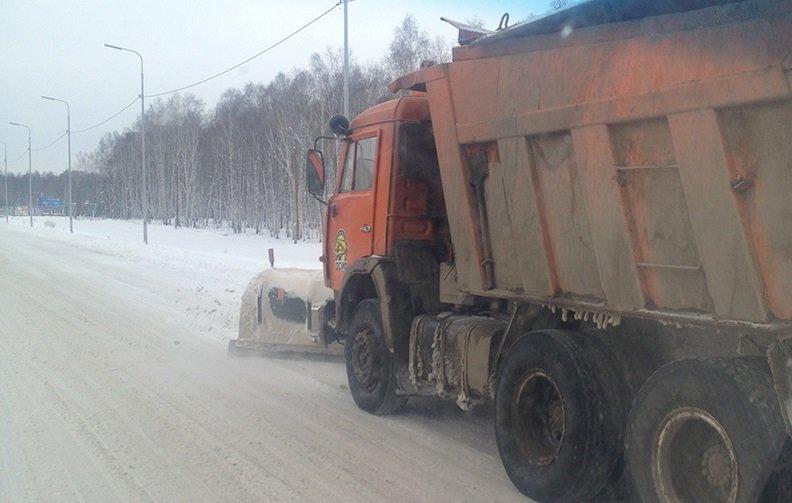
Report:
768,337,792,436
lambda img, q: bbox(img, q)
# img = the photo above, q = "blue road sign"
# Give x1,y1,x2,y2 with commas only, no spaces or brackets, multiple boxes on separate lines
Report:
37,196,61,210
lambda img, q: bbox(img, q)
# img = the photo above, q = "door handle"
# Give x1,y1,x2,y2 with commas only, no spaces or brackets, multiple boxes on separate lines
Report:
360,225,372,233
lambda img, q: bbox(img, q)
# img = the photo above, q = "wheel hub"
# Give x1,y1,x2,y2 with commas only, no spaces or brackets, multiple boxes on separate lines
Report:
653,407,738,503
510,370,565,466
351,328,380,392
702,442,733,492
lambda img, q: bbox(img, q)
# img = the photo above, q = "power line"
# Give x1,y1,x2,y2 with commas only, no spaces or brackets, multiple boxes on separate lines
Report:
62,0,343,141
32,130,67,151
5,129,67,163
6,94,138,162
8,149,28,163
6,95,137,162
72,97,139,134
146,0,342,98
6,0,344,163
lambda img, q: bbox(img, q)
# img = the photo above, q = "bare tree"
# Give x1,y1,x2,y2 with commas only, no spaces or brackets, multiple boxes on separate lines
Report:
42,14,446,238
387,15,450,77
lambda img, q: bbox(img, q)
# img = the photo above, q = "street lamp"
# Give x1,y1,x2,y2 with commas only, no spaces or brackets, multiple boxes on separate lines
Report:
42,96,73,233
9,122,33,227
105,43,147,244
343,0,349,117
1,141,7,224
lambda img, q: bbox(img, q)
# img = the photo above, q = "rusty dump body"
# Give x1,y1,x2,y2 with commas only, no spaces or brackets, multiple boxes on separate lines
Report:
392,0,792,330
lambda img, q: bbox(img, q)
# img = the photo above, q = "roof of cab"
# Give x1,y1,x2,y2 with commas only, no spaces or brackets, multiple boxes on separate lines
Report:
350,94,430,130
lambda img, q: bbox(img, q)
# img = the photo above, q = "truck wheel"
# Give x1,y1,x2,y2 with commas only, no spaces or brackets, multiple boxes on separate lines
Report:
345,299,407,415
495,330,628,502
626,357,788,503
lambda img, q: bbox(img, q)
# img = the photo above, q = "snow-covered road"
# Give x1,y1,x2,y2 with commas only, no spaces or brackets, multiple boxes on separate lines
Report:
0,221,523,502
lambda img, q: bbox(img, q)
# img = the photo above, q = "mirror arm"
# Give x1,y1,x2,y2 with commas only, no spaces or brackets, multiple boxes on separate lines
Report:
310,192,329,207
314,135,338,150
313,135,353,150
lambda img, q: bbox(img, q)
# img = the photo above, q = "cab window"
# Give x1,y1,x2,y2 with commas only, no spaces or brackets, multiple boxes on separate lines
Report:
353,137,377,191
339,142,355,193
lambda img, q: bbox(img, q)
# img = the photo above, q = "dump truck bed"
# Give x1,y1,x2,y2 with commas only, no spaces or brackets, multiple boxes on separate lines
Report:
394,0,792,327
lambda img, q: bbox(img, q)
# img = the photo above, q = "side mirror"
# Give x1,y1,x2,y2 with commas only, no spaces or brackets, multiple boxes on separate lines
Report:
306,149,325,196
329,114,350,136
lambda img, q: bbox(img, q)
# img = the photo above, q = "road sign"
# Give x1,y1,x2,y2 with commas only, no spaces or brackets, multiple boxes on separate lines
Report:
37,196,61,210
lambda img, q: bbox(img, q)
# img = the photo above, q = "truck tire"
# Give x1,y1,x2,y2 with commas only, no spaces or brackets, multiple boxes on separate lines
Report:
761,441,792,502
626,357,788,503
345,299,407,415
494,329,629,502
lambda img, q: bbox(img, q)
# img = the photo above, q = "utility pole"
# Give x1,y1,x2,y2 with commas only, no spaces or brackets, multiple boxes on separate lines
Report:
105,43,148,244
175,168,179,228
343,0,349,118
42,96,73,233
9,122,33,227
1,141,7,224
140,59,147,244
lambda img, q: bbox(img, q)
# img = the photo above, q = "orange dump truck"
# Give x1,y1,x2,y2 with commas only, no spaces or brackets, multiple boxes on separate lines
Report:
245,0,792,500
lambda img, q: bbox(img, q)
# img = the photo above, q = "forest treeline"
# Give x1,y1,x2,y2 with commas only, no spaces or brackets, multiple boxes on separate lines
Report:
4,15,448,239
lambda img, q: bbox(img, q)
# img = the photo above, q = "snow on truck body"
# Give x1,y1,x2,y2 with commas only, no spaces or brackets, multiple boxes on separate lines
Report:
241,1,792,500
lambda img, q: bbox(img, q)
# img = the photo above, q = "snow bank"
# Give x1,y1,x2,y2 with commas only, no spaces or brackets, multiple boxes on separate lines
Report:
6,216,320,270
4,216,322,345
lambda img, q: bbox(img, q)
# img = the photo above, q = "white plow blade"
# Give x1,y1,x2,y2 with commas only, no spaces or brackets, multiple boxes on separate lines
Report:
231,268,340,355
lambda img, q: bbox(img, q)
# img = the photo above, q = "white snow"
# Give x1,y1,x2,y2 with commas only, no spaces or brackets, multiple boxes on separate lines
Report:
5,216,322,345
0,221,521,502
6,216,321,269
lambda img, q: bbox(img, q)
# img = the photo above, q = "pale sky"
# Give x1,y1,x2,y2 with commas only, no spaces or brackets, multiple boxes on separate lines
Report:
0,0,551,174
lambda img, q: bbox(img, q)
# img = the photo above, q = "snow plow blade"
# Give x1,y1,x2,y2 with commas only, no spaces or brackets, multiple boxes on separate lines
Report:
230,268,341,356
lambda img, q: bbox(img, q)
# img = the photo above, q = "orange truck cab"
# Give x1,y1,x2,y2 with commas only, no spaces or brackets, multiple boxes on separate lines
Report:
321,95,446,292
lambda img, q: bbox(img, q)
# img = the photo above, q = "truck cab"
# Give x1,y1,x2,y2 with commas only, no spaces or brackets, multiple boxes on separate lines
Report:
320,95,445,292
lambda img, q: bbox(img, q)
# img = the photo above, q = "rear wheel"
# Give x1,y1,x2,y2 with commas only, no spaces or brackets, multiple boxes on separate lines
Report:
626,357,788,503
495,330,630,502
345,299,406,415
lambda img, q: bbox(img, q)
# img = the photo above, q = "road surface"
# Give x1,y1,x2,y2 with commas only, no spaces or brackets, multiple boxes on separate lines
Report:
0,225,523,502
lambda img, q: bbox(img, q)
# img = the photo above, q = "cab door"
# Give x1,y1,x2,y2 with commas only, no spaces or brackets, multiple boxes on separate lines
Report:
326,133,379,290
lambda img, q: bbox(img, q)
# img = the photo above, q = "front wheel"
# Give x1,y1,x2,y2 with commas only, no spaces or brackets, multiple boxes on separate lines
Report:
345,299,406,415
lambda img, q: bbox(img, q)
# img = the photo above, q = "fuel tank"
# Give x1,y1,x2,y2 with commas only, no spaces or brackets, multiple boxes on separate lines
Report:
410,313,506,409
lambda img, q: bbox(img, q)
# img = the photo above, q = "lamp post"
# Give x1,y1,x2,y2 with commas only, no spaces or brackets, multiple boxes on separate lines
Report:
9,122,33,227
1,141,7,224
343,0,349,117
42,96,73,233
105,43,147,244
